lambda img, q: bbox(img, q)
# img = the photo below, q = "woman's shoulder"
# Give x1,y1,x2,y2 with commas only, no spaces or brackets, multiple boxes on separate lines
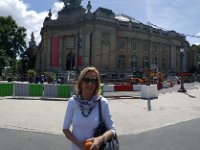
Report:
68,95,78,104
99,95,109,104
67,95,80,109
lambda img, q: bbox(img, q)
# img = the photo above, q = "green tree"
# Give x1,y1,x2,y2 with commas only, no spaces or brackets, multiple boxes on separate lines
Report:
191,44,200,73
0,49,6,75
0,16,27,75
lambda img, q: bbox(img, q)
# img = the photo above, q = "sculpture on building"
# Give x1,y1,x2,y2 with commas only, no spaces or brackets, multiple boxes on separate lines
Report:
59,0,82,8
48,9,52,18
43,9,52,26
86,1,92,13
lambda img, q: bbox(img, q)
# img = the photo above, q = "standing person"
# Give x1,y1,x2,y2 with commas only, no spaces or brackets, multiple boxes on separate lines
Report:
63,66,116,150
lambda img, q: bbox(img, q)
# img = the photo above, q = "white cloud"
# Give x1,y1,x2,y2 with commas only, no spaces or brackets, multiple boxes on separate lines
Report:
51,2,64,19
0,0,63,45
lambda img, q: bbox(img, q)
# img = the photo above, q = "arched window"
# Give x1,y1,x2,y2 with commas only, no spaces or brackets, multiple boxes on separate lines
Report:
66,52,75,70
132,41,137,52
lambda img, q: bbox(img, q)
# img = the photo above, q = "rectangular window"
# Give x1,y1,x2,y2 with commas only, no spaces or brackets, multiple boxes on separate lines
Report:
152,56,158,66
162,62,166,70
118,38,126,49
143,56,149,68
143,41,148,52
117,55,125,68
67,36,75,48
162,45,166,54
152,44,157,54
131,54,137,68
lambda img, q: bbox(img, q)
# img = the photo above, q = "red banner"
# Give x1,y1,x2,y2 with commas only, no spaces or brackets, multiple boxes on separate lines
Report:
77,55,82,66
51,36,59,67
176,72,192,76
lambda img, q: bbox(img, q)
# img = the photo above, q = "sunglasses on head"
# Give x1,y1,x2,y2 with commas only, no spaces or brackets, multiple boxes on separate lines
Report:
82,78,98,84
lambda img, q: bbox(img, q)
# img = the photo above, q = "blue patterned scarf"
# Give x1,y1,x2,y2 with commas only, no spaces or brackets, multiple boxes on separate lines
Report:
73,95,100,117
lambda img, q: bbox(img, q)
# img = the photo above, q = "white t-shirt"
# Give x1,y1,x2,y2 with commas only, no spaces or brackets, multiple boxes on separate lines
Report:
63,95,116,150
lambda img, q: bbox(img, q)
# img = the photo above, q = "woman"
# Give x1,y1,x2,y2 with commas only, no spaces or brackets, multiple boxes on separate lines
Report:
63,66,116,150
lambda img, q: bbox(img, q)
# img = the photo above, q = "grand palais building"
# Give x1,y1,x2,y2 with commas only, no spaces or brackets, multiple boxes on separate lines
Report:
33,1,194,79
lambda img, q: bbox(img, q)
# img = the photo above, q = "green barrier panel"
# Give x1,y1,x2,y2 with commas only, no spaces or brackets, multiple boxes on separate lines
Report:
0,83,13,96
4,83,13,96
58,85,72,98
0,84,3,96
29,84,43,97
100,84,104,96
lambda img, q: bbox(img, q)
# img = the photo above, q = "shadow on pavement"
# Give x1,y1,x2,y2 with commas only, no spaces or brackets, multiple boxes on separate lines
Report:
184,93,196,98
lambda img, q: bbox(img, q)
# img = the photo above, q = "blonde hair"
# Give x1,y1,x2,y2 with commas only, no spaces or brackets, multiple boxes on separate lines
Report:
76,66,101,96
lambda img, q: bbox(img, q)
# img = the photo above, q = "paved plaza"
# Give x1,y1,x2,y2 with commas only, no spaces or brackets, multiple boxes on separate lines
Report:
0,83,200,136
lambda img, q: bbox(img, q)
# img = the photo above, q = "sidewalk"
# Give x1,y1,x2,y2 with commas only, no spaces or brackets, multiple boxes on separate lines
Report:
0,83,200,136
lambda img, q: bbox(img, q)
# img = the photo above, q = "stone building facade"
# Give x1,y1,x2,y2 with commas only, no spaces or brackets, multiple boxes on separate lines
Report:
35,3,193,79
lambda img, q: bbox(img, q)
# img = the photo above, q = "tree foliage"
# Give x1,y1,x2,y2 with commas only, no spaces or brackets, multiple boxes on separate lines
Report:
0,16,27,75
0,16,27,58
191,44,200,73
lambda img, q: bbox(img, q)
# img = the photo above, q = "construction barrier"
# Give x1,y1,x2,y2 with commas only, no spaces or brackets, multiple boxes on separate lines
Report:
1,82,72,99
103,83,170,92
58,85,72,98
0,83,13,96
114,85,133,91
103,85,115,92
141,85,158,99
14,83,29,96
157,83,163,90
163,81,171,88
43,84,58,98
0,81,176,98
29,84,43,97
133,84,142,91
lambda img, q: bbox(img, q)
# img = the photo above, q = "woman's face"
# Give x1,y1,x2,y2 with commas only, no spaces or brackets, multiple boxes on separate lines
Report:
81,71,98,98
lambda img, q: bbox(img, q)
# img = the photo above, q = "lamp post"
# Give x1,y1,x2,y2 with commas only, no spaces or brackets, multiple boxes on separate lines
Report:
178,43,187,92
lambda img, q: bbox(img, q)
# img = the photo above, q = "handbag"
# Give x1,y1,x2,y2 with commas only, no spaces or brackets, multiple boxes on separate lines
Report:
94,98,119,150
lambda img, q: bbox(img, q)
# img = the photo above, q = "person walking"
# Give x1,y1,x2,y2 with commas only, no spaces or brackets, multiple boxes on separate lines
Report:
63,66,116,150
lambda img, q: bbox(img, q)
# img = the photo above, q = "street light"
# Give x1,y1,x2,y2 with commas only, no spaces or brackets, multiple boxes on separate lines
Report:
178,43,187,93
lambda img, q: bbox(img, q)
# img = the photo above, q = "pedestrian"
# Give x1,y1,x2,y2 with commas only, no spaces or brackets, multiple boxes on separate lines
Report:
63,66,116,150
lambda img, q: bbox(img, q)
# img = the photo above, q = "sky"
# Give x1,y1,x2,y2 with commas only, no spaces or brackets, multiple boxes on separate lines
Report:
0,0,200,46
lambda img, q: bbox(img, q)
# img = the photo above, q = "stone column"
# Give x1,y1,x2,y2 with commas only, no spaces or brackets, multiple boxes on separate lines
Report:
128,37,132,71
58,35,63,71
183,50,186,72
46,36,52,71
170,45,176,72
84,31,91,66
